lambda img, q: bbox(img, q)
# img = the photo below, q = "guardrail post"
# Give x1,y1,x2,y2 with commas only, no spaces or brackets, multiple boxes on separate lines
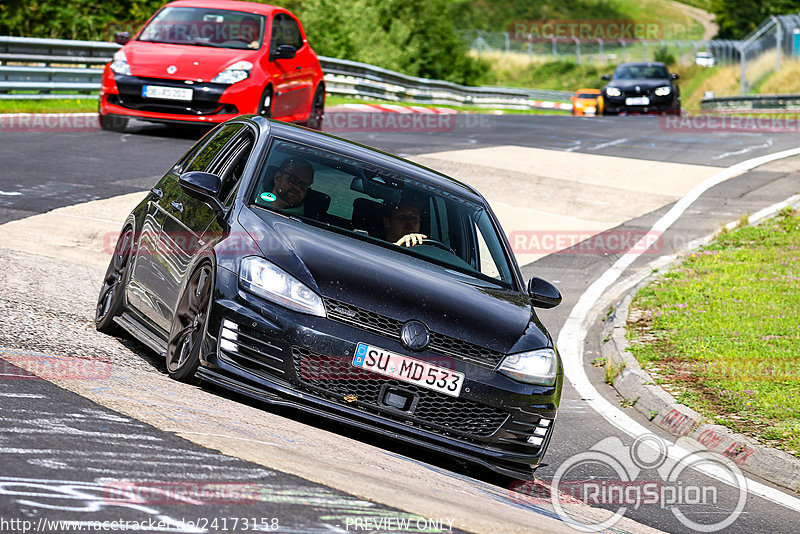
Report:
642,41,648,60
573,37,580,64
528,33,533,58
552,36,557,59
619,39,626,61
597,38,603,61
504,32,510,54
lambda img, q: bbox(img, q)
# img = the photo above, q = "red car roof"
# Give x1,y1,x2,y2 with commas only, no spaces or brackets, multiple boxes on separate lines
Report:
165,0,282,16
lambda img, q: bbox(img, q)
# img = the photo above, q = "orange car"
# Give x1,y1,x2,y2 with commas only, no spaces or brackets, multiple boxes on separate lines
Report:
570,88,603,116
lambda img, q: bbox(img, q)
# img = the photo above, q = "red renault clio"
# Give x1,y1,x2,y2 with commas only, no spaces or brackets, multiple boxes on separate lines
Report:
99,0,325,131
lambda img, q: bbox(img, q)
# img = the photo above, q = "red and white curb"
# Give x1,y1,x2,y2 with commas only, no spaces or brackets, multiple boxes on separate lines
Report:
329,102,572,113
328,104,457,114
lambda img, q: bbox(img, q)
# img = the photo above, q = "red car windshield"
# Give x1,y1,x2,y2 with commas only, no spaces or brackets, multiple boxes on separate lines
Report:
138,7,266,50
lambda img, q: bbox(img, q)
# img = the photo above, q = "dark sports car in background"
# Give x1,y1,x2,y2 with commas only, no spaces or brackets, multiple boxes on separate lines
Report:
95,116,563,478
601,61,680,115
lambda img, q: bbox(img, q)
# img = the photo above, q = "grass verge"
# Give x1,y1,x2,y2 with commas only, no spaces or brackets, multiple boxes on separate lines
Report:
0,95,569,116
0,98,98,114
627,207,800,458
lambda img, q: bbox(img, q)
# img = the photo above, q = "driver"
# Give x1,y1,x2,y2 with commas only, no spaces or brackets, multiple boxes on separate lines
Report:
239,17,261,47
268,157,314,213
383,200,426,247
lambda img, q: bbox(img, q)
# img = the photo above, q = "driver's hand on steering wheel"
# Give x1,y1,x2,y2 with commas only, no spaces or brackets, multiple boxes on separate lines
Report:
394,233,427,247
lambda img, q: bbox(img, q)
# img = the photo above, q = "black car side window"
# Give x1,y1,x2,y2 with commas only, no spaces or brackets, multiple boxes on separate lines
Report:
216,132,255,206
184,123,245,174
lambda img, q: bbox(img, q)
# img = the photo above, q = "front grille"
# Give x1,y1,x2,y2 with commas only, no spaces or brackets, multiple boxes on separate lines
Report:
112,74,237,116
218,320,287,376
324,298,505,369
292,346,509,439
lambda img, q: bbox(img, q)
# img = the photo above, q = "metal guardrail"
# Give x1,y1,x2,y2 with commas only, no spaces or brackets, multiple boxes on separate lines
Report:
701,94,800,112
0,35,573,107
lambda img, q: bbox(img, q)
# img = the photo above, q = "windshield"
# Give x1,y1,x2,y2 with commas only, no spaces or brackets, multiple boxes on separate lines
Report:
613,65,669,80
138,7,265,50
577,93,599,99
250,138,516,288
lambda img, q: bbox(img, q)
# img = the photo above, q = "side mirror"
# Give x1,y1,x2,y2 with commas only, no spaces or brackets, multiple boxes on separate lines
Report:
179,171,225,215
528,277,562,309
601,74,611,81
270,44,297,61
114,32,130,45
670,73,679,80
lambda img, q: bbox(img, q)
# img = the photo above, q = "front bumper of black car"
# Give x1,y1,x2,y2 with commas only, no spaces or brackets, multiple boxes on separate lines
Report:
196,266,563,478
603,94,679,114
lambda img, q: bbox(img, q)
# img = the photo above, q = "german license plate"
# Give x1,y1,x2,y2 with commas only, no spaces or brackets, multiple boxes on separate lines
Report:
625,96,649,106
352,342,464,397
142,85,193,101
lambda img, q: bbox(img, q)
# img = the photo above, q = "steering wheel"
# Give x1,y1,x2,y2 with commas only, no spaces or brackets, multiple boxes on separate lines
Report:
420,238,457,255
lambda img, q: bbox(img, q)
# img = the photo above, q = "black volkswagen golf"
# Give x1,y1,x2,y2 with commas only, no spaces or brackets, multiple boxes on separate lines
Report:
96,116,563,478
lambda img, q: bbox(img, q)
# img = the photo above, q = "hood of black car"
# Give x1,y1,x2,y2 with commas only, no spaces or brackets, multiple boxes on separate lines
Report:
605,79,670,91
239,207,545,353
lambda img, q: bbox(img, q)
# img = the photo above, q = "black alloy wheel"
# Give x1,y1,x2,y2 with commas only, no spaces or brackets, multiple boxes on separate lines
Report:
166,263,213,381
96,227,134,333
258,86,273,118
306,86,325,130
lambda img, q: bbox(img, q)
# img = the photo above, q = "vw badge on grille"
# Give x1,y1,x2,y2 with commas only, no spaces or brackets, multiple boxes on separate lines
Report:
401,320,430,351
167,65,177,74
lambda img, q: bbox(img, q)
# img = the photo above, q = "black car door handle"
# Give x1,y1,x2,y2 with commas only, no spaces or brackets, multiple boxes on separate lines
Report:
170,201,183,214
151,188,163,199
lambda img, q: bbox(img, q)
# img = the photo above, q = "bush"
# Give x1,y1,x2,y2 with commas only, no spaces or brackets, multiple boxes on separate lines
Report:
297,0,487,85
653,45,676,66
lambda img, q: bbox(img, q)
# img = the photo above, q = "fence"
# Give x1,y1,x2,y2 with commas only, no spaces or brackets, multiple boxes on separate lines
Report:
465,13,800,96
0,35,573,107
464,30,711,66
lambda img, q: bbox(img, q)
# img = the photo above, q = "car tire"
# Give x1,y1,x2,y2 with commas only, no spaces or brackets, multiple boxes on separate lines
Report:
95,227,134,334
306,86,325,130
257,86,273,119
165,262,213,382
99,113,129,132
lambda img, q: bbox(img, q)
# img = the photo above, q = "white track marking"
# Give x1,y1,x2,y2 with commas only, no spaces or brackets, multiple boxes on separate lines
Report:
712,139,773,160
556,146,800,512
588,138,628,151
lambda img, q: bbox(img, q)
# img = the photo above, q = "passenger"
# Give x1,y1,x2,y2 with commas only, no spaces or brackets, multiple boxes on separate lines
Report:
383,200,426,247
267,157,314,214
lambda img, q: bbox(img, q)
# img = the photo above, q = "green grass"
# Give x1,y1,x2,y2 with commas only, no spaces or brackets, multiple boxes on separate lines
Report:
0,98,98,114
628,207,800,457
0,95,569,116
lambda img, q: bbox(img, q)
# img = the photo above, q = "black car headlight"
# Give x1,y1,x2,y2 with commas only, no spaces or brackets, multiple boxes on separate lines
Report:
605,87,622,97
239,256,325,317
498,348,557,386
654,86,671,96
